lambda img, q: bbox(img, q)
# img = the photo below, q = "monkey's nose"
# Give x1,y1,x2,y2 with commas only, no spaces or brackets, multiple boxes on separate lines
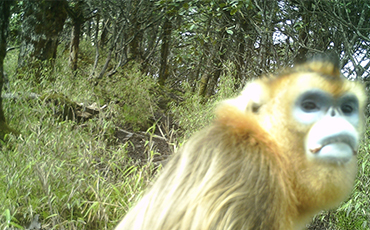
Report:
328,107,338,117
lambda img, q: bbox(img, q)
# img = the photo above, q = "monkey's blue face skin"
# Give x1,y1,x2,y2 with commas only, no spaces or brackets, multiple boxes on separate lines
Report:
293,89,360,165
294,89,360,126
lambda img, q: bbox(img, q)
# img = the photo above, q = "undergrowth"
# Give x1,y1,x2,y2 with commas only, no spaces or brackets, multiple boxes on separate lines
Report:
0,46,160,229
94,63,157,131
171,69,239,140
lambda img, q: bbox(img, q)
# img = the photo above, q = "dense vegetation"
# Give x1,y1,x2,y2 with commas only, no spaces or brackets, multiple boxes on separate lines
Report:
0,0,370,229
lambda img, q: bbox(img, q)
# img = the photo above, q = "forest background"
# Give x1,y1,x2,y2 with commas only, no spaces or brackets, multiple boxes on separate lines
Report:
0,0,370,229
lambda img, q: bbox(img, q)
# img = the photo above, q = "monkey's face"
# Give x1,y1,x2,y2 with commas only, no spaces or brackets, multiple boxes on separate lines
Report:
289,73,364,165
293,89,360,164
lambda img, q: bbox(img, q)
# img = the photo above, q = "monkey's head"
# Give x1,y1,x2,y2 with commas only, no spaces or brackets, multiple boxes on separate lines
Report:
283,61,365,165
225,60,366,218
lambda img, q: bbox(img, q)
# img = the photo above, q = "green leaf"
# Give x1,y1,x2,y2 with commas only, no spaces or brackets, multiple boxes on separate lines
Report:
230,8,238,15
226,29,233,35
3,209,11,223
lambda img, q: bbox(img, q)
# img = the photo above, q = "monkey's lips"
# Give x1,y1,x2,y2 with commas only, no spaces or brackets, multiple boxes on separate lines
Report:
309,134,357,164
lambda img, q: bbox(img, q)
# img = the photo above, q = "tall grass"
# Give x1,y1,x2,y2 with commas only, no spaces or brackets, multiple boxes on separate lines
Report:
1,46,159,229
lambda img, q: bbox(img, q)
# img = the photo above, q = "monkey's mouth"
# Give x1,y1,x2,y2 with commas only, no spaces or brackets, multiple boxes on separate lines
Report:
309,134,358,155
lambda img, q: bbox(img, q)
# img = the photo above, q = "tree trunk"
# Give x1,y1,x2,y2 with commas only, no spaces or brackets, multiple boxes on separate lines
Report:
18,1,68,69
68,0,84,72
235,32,245,90
158,17,172,86
100,19,110,48
206,54,225,97
0,1,17,137
85,19,91,41
198,73,211,97
90,14,100,78
0,1,10,121
69,19,82,71
98,20,121,79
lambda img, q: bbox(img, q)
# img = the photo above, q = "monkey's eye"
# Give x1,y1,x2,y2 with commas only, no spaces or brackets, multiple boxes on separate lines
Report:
341,104,353,114
301,101,319,112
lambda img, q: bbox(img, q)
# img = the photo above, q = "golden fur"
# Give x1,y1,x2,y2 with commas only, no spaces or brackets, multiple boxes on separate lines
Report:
115,60,366,230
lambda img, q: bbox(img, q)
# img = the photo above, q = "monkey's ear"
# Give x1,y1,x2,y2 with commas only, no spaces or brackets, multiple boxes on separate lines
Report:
223,80,270,113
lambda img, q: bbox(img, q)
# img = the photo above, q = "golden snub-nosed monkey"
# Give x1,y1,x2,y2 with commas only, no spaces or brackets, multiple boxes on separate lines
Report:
115,58,367,230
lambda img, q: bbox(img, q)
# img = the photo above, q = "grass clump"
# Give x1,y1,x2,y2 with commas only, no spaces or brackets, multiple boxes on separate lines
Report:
0,49,160,229
94,63,157,131
0,95,158,229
